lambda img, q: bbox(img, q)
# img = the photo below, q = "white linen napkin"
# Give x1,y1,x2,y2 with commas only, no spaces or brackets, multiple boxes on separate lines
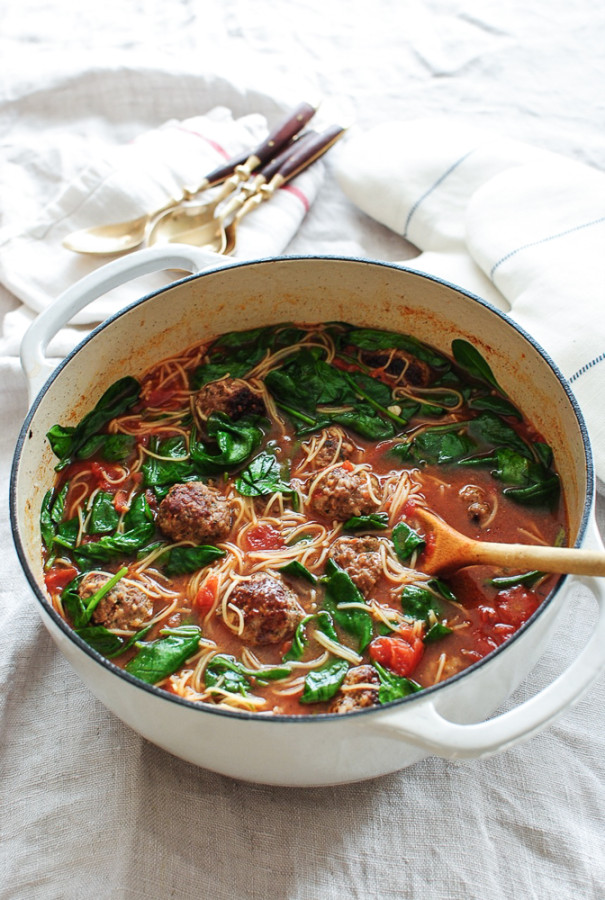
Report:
0,105,324,353
334,117,605,483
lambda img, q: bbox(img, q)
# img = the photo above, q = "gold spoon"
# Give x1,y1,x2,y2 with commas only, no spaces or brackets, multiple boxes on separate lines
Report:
62,100,318,255
61,149,250,255
411,506,605,577
154,124,347,254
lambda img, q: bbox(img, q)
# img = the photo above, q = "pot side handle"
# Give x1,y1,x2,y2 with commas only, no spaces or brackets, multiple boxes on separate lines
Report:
369,531,605,761
20,245,231,403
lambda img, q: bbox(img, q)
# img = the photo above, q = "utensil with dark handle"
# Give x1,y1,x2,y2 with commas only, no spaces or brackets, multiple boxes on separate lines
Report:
412,506,605,577
222,123,347,254
62,101,319,255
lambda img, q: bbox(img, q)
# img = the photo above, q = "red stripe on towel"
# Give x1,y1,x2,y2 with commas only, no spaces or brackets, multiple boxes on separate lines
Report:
282,183,310,212
173,125,230,160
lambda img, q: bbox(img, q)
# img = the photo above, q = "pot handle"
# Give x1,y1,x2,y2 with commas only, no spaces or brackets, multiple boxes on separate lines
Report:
369,525,605,760
20,245,232,402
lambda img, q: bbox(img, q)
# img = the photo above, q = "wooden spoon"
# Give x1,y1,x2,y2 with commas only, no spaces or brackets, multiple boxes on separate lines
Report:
412,506,605,577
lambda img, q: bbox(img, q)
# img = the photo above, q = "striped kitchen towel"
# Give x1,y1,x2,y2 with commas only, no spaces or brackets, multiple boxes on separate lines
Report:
335,117,605,484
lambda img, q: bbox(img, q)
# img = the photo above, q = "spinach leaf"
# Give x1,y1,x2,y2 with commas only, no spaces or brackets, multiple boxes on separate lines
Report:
322,559,373,651
162,544,226,576
452,339,503,392
469,395,521,419
204,654,291,691
75,433,136,462
204,655,250,694
47,377,140,466
373,661,422,703
141,435,196,488
73,523,155,568
490,570,543,589
75,623,152,657
392,521,425,562
40,483,69,552
123,492,154,530
283,614,315,661
125,625,201,684
282,610,339,662
51,518,80,551
490,447,560,507
346,328,448,370
400,583,443,623
190,412,264,473
279,560,318,584
88,491,120,534
468,412,530,458
424,622,453,642
300,657,350,704
392,427,476,466
343,512,389,532
235,450,292,497
332,408,395,440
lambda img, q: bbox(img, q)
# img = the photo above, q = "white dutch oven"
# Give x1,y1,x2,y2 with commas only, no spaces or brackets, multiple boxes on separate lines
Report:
10,248,605,786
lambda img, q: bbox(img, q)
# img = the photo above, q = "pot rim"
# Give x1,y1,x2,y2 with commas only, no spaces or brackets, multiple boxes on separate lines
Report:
10,254,594,725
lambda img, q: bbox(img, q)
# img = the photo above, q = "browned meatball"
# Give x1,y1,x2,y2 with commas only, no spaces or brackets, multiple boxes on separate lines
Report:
361,349,432,387
459,484,492,527
330,536,382,596
227,573,304,645
328,665,380,714
309,466,381,521
157,482,232,543
195,377,265,421
79,573,153,630
304,426,358,471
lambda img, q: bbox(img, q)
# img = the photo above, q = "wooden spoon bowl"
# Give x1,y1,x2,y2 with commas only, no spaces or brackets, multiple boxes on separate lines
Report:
412,506,605,577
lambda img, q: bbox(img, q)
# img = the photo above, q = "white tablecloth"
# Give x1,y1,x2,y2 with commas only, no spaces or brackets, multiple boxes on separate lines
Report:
1,2,604,897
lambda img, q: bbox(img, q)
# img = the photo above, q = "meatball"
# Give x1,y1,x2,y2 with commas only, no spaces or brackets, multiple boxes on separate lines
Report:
330,536,382,596
79,573,153,631
227,573,304,645
309,466,381,521
328,665,380,714
195,377,265,421
361,348,432,387
459,484,492,527
157,481,232,543
304,426,358,471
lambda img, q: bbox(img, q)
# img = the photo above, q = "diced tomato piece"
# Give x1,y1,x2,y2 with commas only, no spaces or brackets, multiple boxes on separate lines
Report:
341,459,355,472
45,565,78,594
113,489,130,514
369,632,424,677
194,575,219,613
495,586,540,628
244,523,285,551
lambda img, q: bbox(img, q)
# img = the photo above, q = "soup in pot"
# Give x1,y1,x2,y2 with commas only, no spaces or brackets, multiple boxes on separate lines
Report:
40,322,565,715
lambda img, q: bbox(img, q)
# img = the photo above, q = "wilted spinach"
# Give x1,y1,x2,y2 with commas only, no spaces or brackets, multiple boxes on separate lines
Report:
46,377,140,468
125,625,202,684
321,559,373,652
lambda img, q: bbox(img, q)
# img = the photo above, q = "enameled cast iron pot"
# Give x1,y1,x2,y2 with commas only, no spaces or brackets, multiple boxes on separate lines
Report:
10,248,605,786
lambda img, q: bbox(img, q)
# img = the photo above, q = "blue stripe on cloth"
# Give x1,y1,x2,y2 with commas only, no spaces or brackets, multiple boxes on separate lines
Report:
403,148,477,239
570,352,605,383
490,216,605,280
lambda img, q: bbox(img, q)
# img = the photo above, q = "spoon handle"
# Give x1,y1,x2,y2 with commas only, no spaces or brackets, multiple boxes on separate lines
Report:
464,539,605,577
239,101,318,174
